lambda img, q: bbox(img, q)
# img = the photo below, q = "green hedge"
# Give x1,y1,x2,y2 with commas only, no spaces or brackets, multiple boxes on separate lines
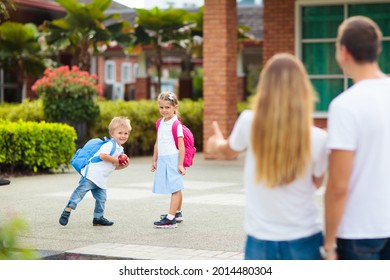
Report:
0,99,45,122
92,99,204,156
0,120,76,173
0,98,248,158
0,98,252,174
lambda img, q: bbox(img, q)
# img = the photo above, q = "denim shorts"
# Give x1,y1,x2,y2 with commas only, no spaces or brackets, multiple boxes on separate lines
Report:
245,232,323,260
337,237,390,260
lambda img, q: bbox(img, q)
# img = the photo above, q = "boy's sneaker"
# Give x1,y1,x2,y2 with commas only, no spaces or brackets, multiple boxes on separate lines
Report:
154,217,177,228
59,209,71,226
93,216,114,226
160,212,183,223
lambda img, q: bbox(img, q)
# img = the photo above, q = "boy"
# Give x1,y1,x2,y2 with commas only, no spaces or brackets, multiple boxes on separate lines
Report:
59,116,131,226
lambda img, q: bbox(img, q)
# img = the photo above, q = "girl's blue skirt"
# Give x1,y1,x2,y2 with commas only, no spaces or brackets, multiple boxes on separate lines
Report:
153,154,184,194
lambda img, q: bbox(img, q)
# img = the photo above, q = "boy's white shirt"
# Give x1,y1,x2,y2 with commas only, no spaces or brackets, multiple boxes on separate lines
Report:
80,140,123,189
157,115,184,156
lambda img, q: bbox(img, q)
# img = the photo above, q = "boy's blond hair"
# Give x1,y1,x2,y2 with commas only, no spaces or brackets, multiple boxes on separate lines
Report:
108,116,132,134
251,53,314,187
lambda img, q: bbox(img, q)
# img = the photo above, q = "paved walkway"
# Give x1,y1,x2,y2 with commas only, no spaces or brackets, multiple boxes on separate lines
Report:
0,153,324,260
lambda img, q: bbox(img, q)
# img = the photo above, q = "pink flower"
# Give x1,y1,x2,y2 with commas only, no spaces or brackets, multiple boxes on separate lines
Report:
31,66,101,98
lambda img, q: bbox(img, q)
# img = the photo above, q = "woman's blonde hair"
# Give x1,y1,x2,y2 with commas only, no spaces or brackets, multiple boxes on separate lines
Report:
250,53,314,187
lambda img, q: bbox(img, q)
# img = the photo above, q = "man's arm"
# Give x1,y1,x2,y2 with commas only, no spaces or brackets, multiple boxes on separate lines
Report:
323,149,354,259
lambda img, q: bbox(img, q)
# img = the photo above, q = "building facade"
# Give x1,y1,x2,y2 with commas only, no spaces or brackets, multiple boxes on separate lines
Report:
263,0,390,127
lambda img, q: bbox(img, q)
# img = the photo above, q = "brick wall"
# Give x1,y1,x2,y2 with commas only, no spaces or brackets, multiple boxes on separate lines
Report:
263,0,295,64
203,0,238,157
263,0,328,128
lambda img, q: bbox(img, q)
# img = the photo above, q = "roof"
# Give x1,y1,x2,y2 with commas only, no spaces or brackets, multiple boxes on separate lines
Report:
15,0,64,12
238,5,263,40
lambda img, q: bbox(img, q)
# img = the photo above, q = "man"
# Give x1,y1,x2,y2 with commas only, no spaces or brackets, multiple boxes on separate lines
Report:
322,16,390,260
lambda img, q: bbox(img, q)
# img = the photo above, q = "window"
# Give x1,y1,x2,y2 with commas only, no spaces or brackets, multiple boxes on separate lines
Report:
297,2,390,112
104,61,116,84
121,63,132,83
133,63,139,79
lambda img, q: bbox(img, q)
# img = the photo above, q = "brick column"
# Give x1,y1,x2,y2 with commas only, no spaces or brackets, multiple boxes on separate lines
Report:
135,77,150,100
179,77,192,99
263,0,295,64
203,0,238,158
237,75,246,101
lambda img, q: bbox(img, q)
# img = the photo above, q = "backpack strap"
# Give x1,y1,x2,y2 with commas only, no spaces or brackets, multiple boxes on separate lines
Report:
80,137,117,181
108,138,117,156
171,120,180,149
90,137,116,163
156,118,163,131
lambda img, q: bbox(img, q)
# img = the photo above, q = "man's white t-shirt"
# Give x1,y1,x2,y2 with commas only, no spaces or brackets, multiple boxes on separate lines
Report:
157,115,184,156
229,110,328,241
81,140,123,189
327,78,390,239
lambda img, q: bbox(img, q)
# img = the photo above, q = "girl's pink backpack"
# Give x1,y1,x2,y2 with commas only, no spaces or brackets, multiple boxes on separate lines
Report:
156,118,196,168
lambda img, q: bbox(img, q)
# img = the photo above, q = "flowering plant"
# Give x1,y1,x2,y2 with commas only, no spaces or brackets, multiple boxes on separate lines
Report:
32,65,102,99
32,66,101,122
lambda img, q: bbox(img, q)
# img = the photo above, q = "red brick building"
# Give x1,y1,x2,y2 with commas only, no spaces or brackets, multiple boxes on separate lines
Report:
202,0,390,152
261,0,390,130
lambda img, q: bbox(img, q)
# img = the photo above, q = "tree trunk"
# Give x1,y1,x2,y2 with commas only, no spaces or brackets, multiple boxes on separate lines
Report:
71,39,91,71
155,43,162,93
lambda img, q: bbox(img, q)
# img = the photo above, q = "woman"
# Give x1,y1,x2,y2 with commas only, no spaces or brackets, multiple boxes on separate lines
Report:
207,53,328,260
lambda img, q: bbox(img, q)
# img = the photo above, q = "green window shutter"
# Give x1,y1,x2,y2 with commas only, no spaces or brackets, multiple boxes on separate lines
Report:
312,79,344,112
302,42,341,75
302,5,343,39
301,3,390,112
379,41,390,73
348,3,390,36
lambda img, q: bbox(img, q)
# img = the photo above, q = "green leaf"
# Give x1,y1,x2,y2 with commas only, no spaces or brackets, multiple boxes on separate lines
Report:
86,0,112,12
55,0,83,13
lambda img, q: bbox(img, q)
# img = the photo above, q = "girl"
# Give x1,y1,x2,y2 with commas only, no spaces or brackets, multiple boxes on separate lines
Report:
151,91,185,228
207,53,328,259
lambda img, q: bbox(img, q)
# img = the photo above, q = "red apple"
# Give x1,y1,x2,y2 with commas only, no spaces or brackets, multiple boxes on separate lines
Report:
118,154,128,164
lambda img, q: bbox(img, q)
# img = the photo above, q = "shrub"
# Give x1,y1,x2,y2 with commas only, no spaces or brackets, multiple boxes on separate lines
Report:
0,98,205,159
0,99,45,122
0,215,39,260
31,66,101,122
0,120,76,173
93,99,203,156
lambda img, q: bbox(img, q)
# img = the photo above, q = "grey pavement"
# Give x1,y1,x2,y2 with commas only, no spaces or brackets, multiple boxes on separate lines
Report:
0,153,325,260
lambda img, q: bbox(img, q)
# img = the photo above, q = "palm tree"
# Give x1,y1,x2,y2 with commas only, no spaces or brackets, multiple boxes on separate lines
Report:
0,22,47,101
41,0,136,71
134,7,191,93
0,0,15,23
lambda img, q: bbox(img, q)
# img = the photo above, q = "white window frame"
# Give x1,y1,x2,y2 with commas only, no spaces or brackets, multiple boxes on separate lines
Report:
104,60,116,84
295,0,390,116
121,62,132,83
133,63,139,80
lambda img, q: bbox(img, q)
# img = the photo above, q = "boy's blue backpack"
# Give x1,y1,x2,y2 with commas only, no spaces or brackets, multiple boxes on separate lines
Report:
71,137,116,176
